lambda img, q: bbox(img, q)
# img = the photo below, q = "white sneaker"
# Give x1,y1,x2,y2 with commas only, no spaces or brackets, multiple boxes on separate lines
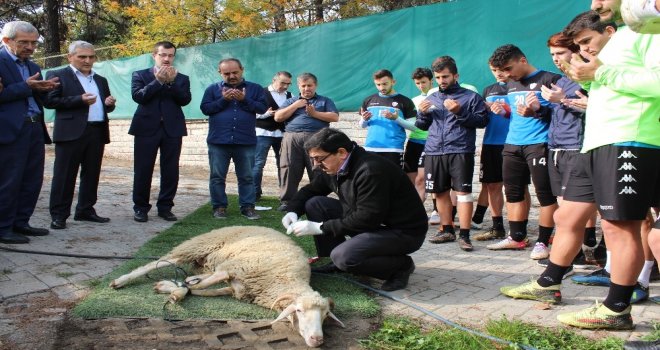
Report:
428,211,441,225
487,236,529,250
530,242,550,260
622,0,660,33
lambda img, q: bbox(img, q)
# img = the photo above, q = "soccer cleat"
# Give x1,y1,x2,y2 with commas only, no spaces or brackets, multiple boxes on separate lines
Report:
457,236,473,251
571,268,611,286
557,303,633,330
500,280,562,304
429,231,455,244
621,0,660,34
630,283,649,304
487,236,529,250
530,242,550,260
428,211,441,225
473,227,506,241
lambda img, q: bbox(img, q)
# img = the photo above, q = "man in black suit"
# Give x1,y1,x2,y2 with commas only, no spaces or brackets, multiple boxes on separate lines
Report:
44,41,116,230
0,21,59,243
129,41,191,222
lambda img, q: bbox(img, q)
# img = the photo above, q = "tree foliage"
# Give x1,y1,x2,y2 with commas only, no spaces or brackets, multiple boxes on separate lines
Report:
1,0,451,61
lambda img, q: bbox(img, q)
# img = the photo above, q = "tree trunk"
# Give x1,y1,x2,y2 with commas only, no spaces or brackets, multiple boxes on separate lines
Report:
42,0,62,68
314,0,324,23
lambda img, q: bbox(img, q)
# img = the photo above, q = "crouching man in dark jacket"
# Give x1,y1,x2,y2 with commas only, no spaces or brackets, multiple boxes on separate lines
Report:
282,128,428,291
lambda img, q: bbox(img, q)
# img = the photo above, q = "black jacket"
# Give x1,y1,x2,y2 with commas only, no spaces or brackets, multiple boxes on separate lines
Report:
255,87,290,131
288,144,428,237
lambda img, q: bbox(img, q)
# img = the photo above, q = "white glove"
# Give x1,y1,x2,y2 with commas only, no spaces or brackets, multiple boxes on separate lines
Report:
287,220,323,236
282,212,298,230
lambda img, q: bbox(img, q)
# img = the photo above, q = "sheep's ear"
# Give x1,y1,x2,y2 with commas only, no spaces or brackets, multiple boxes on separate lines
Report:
271,304,296,324
327,311,345,328
327,297,335,310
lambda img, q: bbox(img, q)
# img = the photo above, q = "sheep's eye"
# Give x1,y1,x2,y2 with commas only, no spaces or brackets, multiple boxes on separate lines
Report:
296,308,303,313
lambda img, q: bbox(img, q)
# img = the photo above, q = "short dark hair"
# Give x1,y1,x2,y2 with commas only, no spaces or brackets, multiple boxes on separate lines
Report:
411,67,432,80
547,32,579,53
298,72,317,84
373,69,393,80
153,41,177,54
563,10,617,39
488,44,525,68
431,56,458,74
218,58,243,69
275,71,292,79
304,128,353,154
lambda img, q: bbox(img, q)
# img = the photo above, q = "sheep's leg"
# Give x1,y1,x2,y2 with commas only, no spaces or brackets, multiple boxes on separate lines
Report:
110,258,180,289
187,270,230,290
184,273,213,286
190,287,233,297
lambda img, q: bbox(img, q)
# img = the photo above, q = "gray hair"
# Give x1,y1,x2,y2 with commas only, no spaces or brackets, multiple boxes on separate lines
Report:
68,40,95,54
1,21,38,40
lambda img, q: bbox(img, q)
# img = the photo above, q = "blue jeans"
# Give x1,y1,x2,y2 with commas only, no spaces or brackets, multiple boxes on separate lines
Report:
252,135,282,196
208,143,256,209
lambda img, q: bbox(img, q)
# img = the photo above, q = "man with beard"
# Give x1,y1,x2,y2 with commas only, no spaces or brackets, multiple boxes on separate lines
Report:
416,56,489,252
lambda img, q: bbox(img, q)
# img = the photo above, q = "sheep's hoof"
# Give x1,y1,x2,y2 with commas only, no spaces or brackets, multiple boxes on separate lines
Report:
109,280,122,289
168,287,189,303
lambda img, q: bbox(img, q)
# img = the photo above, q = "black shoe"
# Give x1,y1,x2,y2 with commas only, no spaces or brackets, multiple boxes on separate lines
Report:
50,219,67,230
0,231,30,244
240,207,260,220
74,213,110,223
157,211,177,221
381,259,415,291
134,211,148,223
277,202,288,212
311,262,341,274
13,225,49,236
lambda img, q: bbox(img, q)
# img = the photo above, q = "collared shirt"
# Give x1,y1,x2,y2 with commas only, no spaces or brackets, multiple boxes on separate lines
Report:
70,64,104,122
256,84,287,137
280,94,338,133
7,50,40,117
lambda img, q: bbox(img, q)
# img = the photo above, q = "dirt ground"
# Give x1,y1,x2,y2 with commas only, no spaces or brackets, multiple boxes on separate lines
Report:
0,151,376,350
0,290,378,350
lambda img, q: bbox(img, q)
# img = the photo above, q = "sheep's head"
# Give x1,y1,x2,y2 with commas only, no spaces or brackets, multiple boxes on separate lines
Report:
271,291,344,348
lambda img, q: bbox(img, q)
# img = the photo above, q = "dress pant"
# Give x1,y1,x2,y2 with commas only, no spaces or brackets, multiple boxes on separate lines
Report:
132,127,182,213
0,121,45,233
304,196,425,280
50,124,105,220
278,132,315,202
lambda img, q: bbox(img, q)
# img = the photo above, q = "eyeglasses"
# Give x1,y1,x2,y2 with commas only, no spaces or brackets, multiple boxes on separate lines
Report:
156,53,175,58
13,39,38,47
310,153,332,164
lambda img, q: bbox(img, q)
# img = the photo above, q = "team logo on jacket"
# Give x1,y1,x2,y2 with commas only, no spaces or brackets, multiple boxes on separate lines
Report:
618,174,636,183
529,83,537,89
619,186,637,195
392,102,399,108
618,162,637,171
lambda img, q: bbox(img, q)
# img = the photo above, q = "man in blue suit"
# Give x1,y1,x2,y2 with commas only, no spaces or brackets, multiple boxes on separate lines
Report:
0,21,60,243
129,41,191,222
44,41,116,230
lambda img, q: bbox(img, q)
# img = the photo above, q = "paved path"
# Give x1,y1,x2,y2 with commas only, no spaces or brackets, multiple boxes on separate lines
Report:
0,148,657,345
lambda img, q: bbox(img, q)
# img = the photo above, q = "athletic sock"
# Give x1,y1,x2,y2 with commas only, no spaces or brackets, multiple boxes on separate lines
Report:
583,227,597,247
432,198,438,212
536,226,554,246
509,221,527,242
603,282,635,312
492,216,504,230
452,206,457,222
459,228,470,239
598,235,607,249
537,261,569,287
442,225,455,234
472,204,488,224
638,260,655,287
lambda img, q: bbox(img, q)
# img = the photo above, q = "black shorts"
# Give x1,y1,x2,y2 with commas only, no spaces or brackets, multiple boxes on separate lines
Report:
370,151,403,168
479,144,504,183
548,149,580,197
502,143,556,206
403,140,425,173
424,153,474,193
563,145,660,221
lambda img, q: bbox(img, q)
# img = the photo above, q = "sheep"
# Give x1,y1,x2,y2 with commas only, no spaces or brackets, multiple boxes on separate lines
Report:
109,225,344,348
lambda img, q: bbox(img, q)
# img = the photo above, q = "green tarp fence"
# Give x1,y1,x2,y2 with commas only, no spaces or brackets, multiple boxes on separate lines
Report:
45,0,585,120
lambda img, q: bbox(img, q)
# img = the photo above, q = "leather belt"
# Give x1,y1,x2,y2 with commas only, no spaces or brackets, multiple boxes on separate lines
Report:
86,121,105,126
